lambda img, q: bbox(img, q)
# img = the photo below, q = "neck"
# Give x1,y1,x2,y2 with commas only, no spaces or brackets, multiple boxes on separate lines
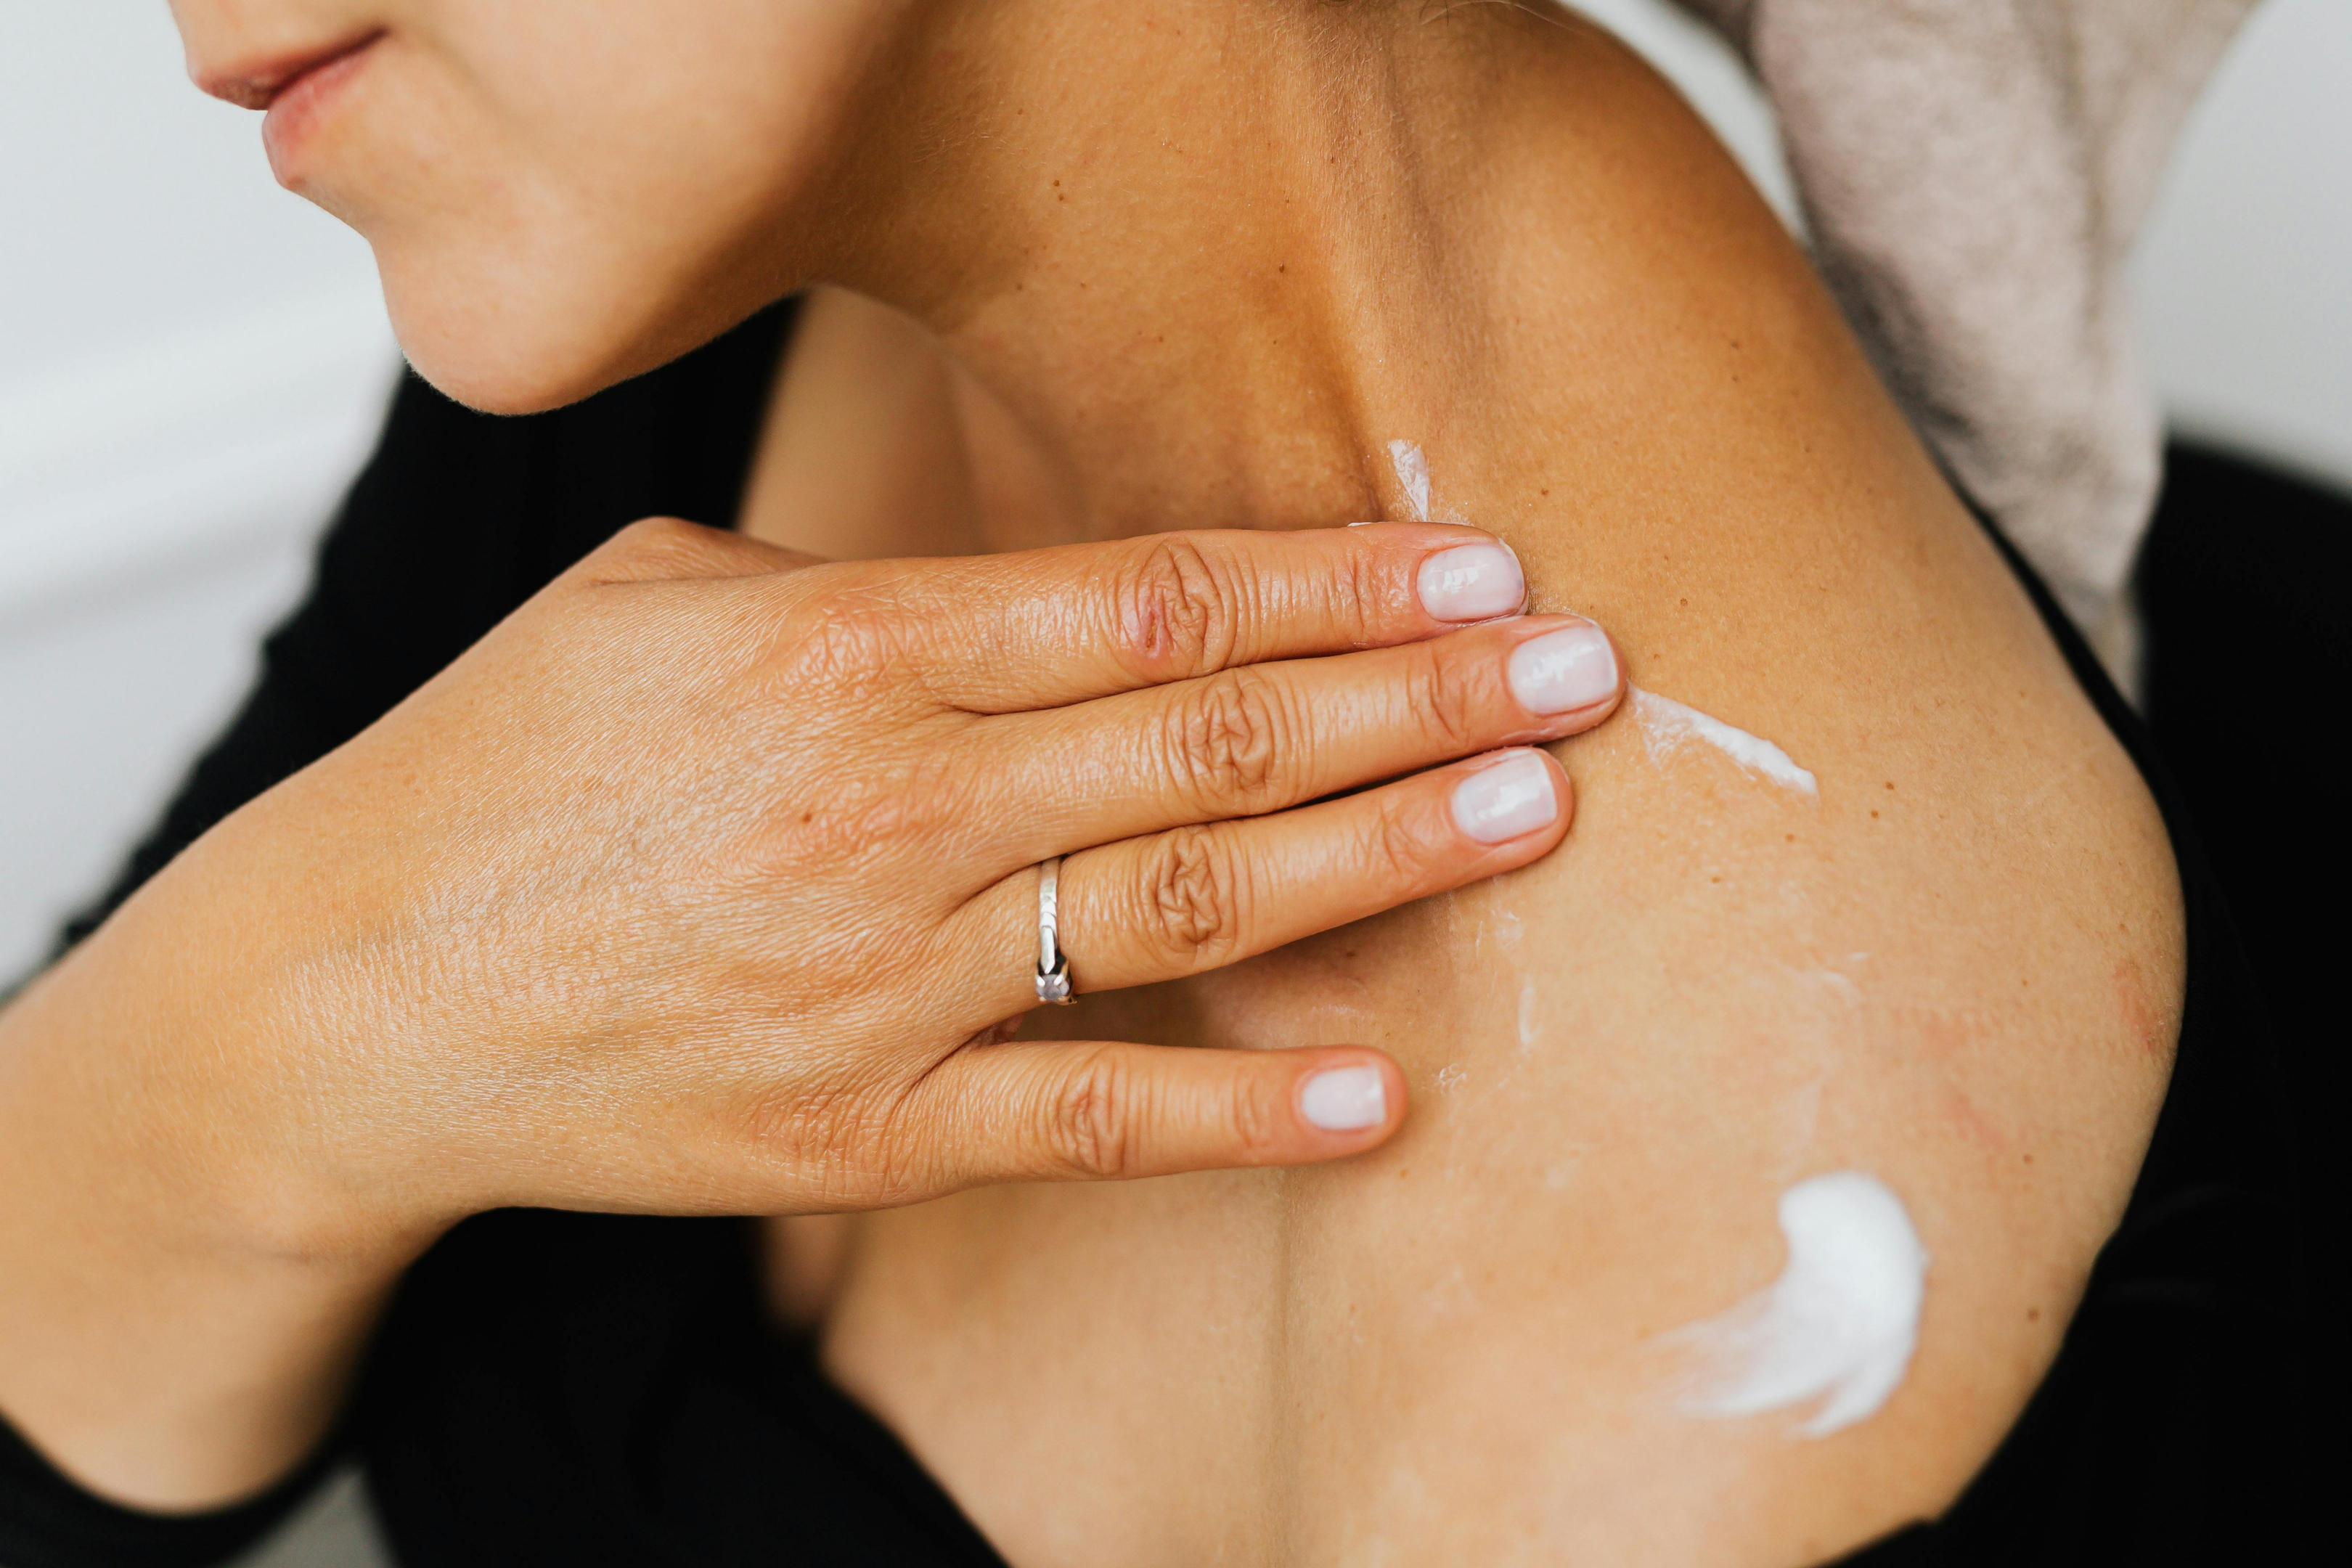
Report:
818,0,1585,540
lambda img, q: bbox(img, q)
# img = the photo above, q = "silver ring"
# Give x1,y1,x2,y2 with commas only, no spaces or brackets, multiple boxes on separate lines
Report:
1034,856,1074,1005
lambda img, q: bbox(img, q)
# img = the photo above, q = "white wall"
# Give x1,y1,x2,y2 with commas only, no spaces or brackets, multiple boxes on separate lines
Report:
2136,0,2352,483
0,4,396,981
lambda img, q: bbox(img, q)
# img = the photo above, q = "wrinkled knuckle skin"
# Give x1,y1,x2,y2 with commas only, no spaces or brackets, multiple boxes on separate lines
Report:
1331,542,1387,647
858,1091,949,1206
743,1080,922,1206
1140,826,1249,968
772,748,968,869
781,595,910,688
1040,1050,1139,1180
1371,791,1438,888
1164,669,1289,814
1119,536,1245,681
1226,1074,1286,1164
1406,640,1482,754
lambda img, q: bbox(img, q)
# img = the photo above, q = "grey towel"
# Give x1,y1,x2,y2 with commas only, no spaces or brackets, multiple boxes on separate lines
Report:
1668,0,2253,637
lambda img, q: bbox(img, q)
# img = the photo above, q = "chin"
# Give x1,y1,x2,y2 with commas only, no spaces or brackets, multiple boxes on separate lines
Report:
378,244,775,417
395,323,649,418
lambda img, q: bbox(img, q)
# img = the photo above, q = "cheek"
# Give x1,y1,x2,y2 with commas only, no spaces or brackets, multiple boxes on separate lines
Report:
343,4,878,412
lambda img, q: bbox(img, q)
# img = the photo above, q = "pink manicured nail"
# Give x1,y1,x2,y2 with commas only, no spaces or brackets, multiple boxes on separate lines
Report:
1508,623,1617,714
1300,1065,1387,1130
1450,751,1560,844
1417,543,1524,622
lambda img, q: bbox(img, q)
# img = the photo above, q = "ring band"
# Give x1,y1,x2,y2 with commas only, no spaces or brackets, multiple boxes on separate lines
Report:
1035,857,1074,1005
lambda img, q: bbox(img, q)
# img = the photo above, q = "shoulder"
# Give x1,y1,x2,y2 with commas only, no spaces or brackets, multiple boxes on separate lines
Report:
1447,57,2186,1540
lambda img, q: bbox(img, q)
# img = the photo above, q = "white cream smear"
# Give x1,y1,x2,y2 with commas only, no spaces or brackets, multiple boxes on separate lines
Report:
1380,442,1815,794
1667,1172,1928,1437
1387,439,1433,522
1378,438,1813,804
1384,444,1911,1440
1631,687,1818,797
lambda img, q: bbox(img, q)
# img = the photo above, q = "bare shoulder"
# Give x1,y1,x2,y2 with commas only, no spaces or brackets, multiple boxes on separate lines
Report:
807,25,2183,1566
1228,28,2184,1552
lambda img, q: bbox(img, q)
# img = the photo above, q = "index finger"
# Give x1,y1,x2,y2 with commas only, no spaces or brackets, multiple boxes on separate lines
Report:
886,523,1527,712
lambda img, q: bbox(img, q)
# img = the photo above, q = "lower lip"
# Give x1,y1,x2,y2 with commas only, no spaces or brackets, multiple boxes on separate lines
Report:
261,38,380,183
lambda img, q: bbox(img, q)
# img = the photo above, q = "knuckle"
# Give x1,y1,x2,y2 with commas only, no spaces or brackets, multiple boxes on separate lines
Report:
742,1077,914,1204
780,746,964,865
1370,789,1438,886
855,1094,944,1205
783,593,908,686
1038,1048,1140,1180
615,513,709,552
759,580,955,714
1225,1072,1286,1163
1329,539,1386,645
1162,669,1289,812
1138,825,1250,967
1117,536,1244,680
591,515,725,579
1405,640,1482,753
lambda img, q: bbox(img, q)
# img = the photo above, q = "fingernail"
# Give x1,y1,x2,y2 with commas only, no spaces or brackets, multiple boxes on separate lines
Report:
1508,622,1618,714
1451,750,1559,844
1417,542,1524,622
1301,1065,1387,1130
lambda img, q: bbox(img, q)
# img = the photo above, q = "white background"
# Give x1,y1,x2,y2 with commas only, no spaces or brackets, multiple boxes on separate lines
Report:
0,4,2342,1563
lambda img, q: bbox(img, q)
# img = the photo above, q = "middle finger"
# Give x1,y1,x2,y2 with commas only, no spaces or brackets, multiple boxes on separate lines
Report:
974,613,1623,867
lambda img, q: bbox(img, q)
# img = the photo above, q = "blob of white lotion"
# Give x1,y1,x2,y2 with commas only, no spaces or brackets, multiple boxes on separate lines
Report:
1632,687,1818,797
1387,439,1432,521
1668,1170,1927,1437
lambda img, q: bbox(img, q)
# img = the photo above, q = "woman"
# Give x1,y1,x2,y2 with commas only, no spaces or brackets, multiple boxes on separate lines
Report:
0,1,2309,1564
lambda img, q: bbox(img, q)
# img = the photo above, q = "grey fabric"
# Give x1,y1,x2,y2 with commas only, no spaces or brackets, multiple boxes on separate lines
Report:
1668,0,2253,631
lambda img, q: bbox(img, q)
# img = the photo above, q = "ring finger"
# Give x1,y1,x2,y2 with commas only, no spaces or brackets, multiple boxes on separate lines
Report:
942,746,1574,1016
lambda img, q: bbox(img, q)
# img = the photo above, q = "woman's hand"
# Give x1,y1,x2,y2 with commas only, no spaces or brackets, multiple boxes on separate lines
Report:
0,517,1621,1504
203,516,1624,1224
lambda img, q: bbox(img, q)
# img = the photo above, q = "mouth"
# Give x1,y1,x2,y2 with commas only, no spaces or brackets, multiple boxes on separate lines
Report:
197,30,384,113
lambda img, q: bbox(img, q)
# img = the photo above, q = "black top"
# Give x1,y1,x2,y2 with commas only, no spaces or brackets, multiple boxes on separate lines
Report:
1,301,2328,1567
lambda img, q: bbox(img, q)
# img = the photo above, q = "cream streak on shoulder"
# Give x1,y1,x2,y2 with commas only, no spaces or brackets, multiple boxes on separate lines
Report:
1664,1171,1930,1437
1630,687,1819,796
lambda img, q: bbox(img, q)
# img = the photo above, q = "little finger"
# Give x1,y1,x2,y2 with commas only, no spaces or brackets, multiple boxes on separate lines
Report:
894,1040,1408,1190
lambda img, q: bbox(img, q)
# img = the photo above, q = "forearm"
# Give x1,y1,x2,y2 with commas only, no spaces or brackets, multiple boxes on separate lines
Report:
0,850,421,1511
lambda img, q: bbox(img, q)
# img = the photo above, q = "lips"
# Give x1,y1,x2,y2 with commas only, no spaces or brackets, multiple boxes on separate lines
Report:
197,30,383,112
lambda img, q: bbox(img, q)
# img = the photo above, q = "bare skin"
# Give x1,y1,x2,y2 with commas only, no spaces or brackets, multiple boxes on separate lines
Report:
738,14,2181,1567
4,1,1677,1508
0,2,2176,1562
